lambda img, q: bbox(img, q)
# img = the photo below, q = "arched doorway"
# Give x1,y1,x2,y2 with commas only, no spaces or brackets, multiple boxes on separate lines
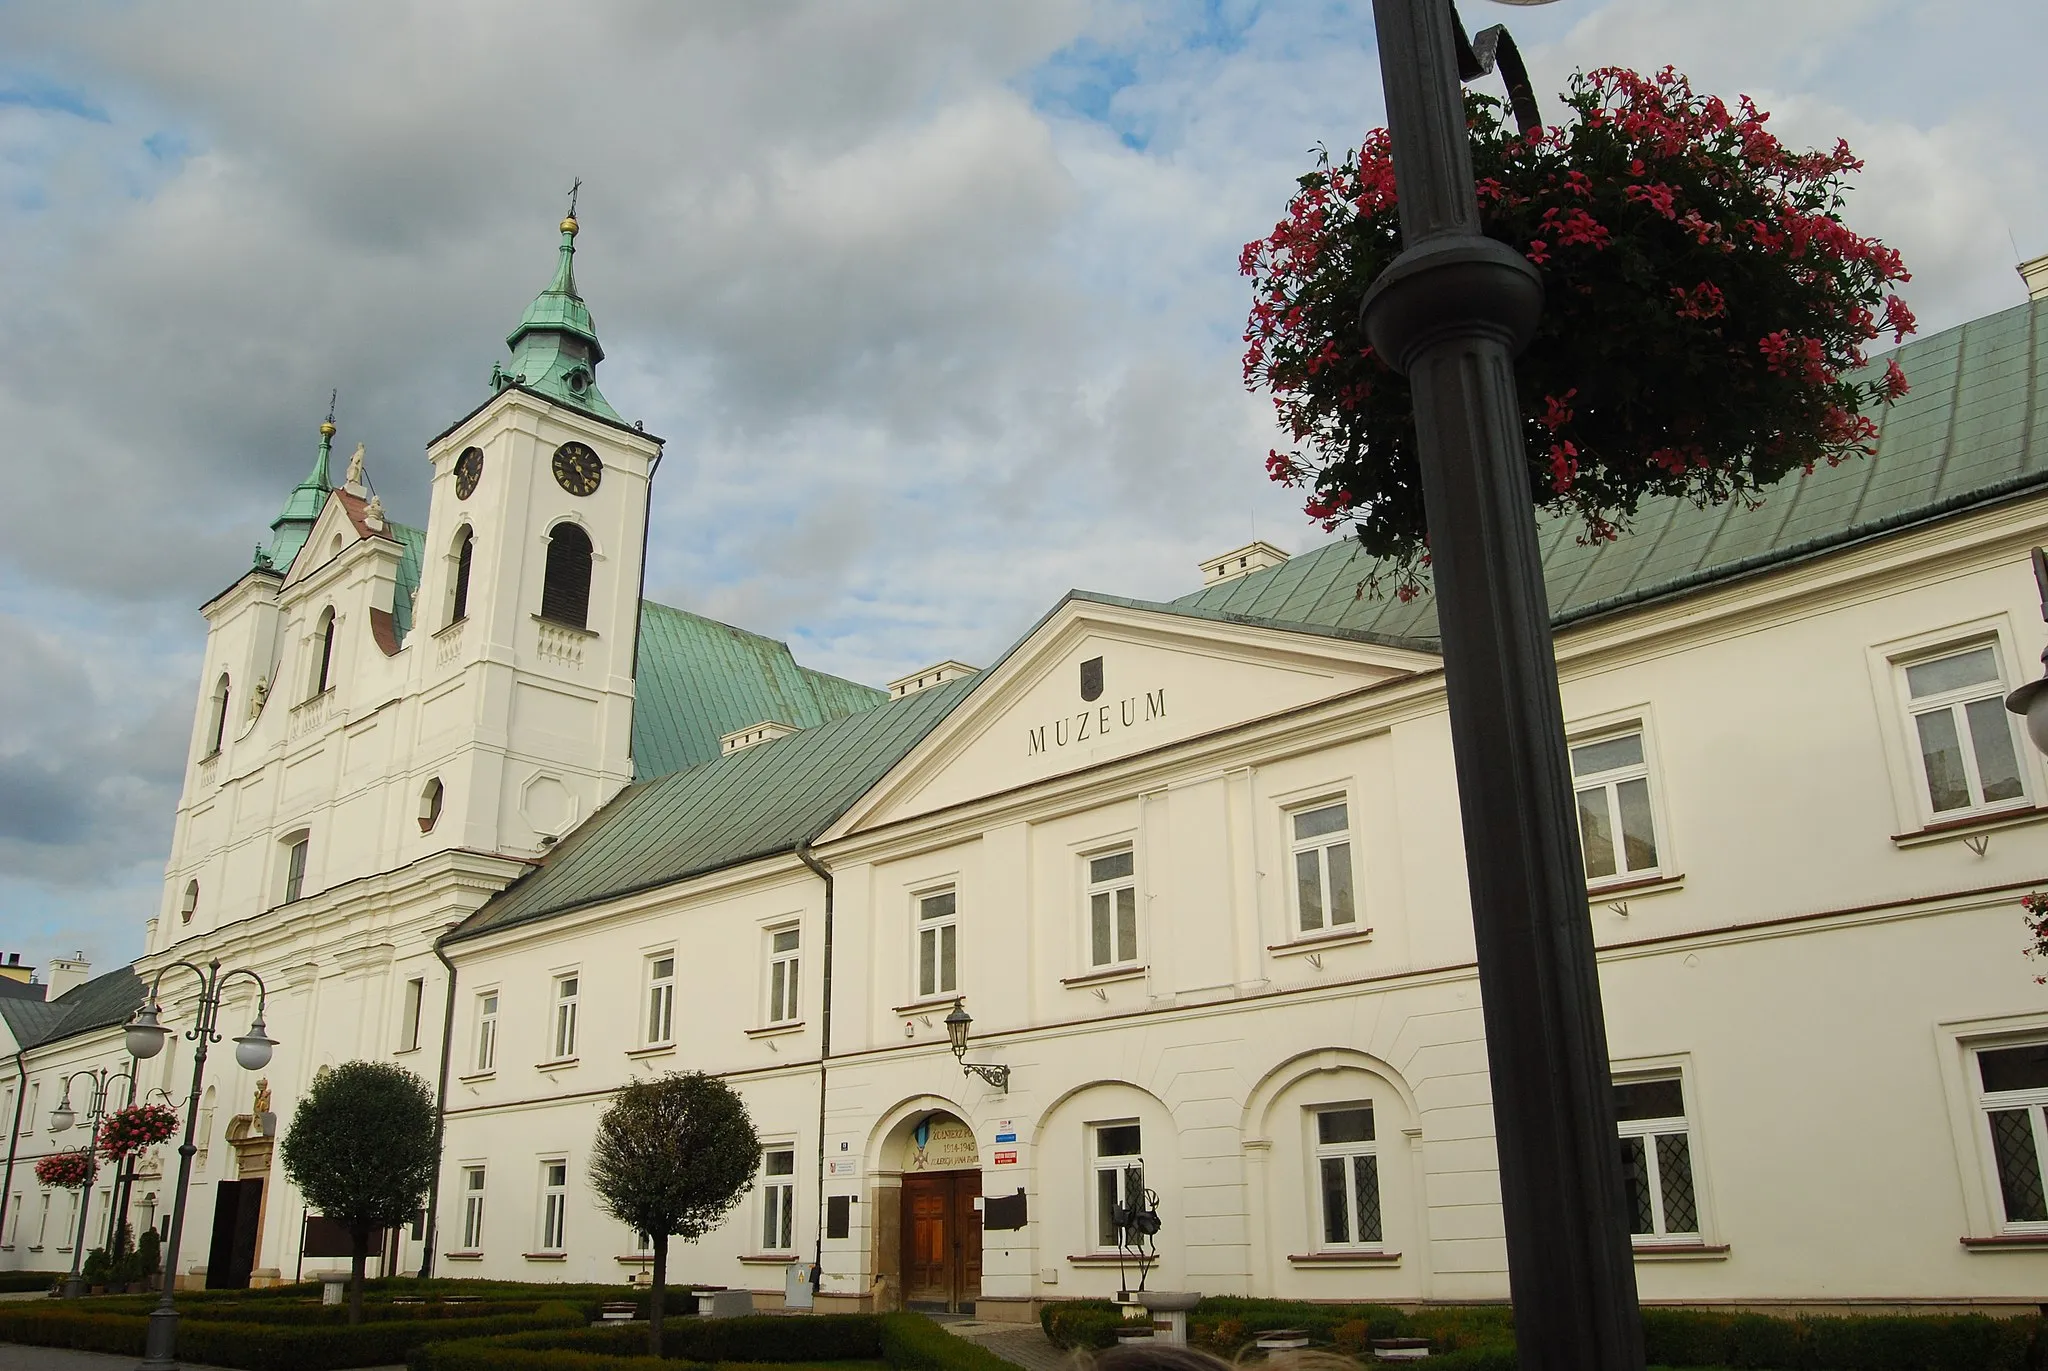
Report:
893,1111,981,1312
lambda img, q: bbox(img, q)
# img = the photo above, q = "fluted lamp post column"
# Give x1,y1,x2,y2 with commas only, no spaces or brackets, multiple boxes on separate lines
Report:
123,960,276,1371
1358,1,1643,1366
50,1065,136,1298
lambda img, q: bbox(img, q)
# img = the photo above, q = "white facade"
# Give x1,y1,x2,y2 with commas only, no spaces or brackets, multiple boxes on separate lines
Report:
5,242,2048,1321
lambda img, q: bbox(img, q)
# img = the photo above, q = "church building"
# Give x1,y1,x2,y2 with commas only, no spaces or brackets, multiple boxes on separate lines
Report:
5,214,2048,1320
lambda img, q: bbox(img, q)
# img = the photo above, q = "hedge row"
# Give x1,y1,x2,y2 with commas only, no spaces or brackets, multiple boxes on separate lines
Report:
0,1271,61,1293
411,1312,1023,1371
1041,1297,2046,1371
0,1299,588,1371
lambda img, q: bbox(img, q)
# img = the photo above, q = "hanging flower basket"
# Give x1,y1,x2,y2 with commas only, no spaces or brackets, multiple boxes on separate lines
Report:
34,1149,93,1189
2022,892,2048,985
96,1103,181,1161
1242,66,1916,594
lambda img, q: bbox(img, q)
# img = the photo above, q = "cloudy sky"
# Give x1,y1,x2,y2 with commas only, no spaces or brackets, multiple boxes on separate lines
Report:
3,0,2042,971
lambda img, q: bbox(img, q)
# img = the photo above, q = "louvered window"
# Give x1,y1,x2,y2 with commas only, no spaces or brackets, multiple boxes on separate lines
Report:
540,524,592,629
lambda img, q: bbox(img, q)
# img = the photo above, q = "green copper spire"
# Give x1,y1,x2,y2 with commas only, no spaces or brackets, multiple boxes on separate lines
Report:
258,397,338,571
494,190,622,422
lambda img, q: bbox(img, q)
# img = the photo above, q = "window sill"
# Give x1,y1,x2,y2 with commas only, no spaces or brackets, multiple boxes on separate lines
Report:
892,996,960,1016
625,1044,675,1060
434,616,467,640
737,1253,800,1265
744,1022,804,1039
615,1253,656,1264
1633,1241,1730,1262
1588,872,1685,900
535,1057,579,1071
522,1252,567,1262
1286,1250,1401,1266
1061,965,1147,989
457,1070,496,1084
1893,804,2048,849
1268,927,1374,956
443,1251,483,1262
1961,1234,2048,1251
393,1045,422,1057
531,614,598,639
1066,1253,1143,1266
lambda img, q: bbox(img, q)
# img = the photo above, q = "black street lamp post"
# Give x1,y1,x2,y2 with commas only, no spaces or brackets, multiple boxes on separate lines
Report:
1358,2,1644,1367
123,959,277,1371
49,1065,136,1298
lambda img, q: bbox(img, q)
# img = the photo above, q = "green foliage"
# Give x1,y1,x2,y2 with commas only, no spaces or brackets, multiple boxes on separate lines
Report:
588,1071,760,1249
409,1312,1014,1371
136,1226,162,1278
0,1270,63,1293
82,1247,113,1285
281,1060,439,1230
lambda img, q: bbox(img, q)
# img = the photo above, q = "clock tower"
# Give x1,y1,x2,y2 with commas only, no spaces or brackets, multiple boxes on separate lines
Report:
409,209,663,858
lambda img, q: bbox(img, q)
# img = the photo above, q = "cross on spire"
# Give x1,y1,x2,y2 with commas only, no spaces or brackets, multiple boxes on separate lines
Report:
566,177,581,221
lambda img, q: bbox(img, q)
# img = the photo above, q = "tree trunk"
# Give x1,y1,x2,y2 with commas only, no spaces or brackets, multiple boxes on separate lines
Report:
349,1224,370,1326
649,1234,668,1356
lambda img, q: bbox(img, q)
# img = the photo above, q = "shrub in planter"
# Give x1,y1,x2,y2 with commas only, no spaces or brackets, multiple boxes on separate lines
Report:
82,1248,113,1288
1242,66,1915,596
1041,1301,1123,1350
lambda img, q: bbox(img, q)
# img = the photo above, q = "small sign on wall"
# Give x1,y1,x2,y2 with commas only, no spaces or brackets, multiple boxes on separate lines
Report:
993,1149,1018,1166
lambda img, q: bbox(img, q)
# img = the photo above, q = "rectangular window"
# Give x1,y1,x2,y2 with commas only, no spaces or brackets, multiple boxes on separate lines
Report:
646,954,676,1046
1313,1105,1383,1249
283,836,310,904
539,1160,567,1252
1087,849,1139,968
1571,732,1661,883
1092,1122,1145,1251
1290,801,1356,933
399,977,424,1053
460,1166,486,1250
474,992,498,1073
917,890,958,999
768,929,801,1024
1977,1043,2048,1231
35,1191,50,1246
552,974,579,1059
57,1191,77,1252
761,1148,796,1251
1905,646,2027,816
1615,1076,1700,1241
3,1192,17,1247
20,1084,34,1136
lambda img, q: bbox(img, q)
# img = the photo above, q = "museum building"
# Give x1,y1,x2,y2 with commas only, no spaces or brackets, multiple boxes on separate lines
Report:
6,218,2048,1318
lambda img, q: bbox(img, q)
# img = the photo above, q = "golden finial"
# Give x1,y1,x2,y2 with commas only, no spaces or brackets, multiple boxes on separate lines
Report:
320,388,337,437
560,216,578,235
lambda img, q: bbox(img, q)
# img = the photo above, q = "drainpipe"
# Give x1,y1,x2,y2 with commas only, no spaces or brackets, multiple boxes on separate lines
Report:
418,932,461,1279
795,842,834,1301
0,1052,24,1249
624,443,662,775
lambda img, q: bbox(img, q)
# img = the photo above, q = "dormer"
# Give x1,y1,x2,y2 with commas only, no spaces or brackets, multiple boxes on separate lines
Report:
888,660,978,699
1199,540,1289,586
721,720,800,754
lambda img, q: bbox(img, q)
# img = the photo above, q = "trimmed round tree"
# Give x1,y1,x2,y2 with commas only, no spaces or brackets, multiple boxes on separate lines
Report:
280,1061,438,1324
589,1071,759,1352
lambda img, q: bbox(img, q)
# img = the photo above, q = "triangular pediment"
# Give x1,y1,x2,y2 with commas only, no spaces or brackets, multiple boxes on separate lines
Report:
280,492,388,589
829,595,1438,835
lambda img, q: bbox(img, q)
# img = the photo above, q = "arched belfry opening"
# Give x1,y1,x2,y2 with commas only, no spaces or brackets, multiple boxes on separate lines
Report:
312,608,336,695
540,523,592,629
448,526,474,625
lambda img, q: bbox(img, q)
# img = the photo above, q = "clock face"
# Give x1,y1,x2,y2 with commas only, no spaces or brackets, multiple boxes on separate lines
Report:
552,441,602,496
453,446,484,501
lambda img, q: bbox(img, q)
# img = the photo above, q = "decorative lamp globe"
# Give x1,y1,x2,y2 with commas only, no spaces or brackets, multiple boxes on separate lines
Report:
125,1004,169,1060
944,1000,973,1059
2007,674,2048,757
235,1017,276,1071
49,1101,74,1132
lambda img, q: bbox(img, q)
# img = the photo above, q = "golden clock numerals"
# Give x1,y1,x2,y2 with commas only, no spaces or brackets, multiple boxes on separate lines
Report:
552,442,602,496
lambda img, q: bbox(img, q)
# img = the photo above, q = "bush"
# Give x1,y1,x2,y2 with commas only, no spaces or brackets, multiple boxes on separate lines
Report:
413,1311,1009,1371
0,1270,61,1293
1042,1301,1123,1350
877,1310,1020,1371
1639,1307,2042,1370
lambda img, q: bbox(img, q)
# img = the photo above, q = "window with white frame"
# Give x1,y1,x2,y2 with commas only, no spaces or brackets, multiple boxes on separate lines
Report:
552,973,579,1059
35,1191,51,1246
281,833,311,904
538,1160,568,1252
460,1166,486,1249
3,1191,18,1247
1570,732,1661,883
916,889,958,999
767,928,800,1025
23,1083,37,1136
1615,1076,1699,1241
473,992,498,1073
1086,849,1139,968
1091,1122,1145,1251
57,1191,77,1251
760,1148,796,1251
1901,645,2027,817
1975,1042,2048,1231
399,977,424,1053
1312,1104,1383,1249
645,954,676,1045
1289,801,1356,934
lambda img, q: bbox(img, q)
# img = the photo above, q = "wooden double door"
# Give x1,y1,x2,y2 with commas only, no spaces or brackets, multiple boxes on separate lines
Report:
900,1170,981,1311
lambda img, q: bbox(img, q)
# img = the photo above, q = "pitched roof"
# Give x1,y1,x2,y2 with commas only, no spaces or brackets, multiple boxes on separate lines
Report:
0,966,144,1052
451,675,975,941
630,600,888,781
1175,297,2048,640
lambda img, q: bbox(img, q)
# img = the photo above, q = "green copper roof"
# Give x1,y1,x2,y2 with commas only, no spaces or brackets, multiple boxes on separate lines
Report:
631,600,888,781
454,675,974,941
258,421,336,571
493,218,622,423
389,520,426,640
1176,296,2048,641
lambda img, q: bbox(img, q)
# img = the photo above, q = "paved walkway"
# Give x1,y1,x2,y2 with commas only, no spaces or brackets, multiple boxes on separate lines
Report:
941,1317,1070,1371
